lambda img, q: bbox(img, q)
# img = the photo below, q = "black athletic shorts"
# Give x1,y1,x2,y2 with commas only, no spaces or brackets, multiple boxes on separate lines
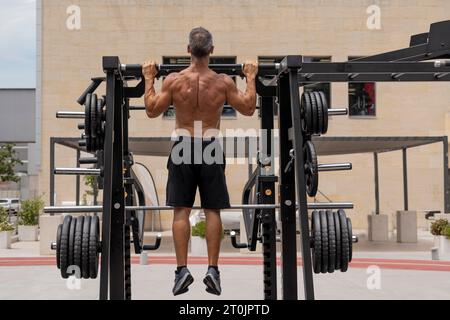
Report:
166,137,231,210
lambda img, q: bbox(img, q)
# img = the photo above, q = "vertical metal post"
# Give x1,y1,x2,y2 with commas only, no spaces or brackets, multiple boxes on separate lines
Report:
50,138,55,207
402,149,408,211
374,153,380,215
444,137,450,213
286,59,315,300
260,96,277,300
277,76,298,300
76,149,81,206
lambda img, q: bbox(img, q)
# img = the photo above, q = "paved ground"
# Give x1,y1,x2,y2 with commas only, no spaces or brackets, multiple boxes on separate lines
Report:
1,230,449,300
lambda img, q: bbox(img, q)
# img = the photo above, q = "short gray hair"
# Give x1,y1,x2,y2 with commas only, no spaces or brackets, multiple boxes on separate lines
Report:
189,27,213,58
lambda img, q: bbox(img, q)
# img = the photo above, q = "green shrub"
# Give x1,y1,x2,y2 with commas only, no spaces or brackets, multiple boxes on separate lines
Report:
0,221,14,232
192,221,207,239
0,144,23,183
18,197,44,226
430,219,449,236
0,207,9,224
443,226,450,239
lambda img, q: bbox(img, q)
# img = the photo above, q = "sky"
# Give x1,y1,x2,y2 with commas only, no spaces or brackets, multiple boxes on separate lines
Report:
0,0,36,88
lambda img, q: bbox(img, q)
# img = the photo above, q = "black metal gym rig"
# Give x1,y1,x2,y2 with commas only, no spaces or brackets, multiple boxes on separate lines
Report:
46,20,450,300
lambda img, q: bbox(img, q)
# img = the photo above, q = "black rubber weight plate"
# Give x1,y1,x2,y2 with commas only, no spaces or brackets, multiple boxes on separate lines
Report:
319,91,329,134
347,218,353,263
84,93,91,152
304,92,313,135
313,92,323,135
333,211,341,271
82,216,91,279
326,210,336,273
74,216,84,278
338,210,350,272
311,211,322,274
89,215,100,279
319,210,328,274
56,224,62,270
304,141,319,197
308,92,318,134
68,217,77,269
60,215,72,279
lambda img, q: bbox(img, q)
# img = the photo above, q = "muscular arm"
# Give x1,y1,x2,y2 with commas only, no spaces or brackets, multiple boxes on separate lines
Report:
144,74,176,119
223,75,257,117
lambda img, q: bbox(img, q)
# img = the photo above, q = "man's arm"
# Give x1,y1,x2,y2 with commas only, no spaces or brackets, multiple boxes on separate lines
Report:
224,62,258,116
143,61,176,119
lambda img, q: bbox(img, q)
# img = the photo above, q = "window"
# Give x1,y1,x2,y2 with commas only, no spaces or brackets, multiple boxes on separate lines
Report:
303,56,332,105
348,57,376,117
162,56,237,119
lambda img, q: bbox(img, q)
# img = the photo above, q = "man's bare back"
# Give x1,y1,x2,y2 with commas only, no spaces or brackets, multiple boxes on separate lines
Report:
167,66,227,137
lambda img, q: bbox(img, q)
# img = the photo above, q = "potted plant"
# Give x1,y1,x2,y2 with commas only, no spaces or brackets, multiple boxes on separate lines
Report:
0,207,14,249
17,197,44,242
430,219,449,256
191,221,208,256
441,225,450,259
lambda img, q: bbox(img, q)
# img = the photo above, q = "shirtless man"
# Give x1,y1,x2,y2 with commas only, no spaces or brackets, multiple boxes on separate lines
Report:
143,27,258,296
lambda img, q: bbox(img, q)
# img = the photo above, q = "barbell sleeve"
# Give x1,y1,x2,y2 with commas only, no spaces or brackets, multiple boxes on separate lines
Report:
435,60,450,68
54,168,101,176
56,112,85,119
318,163,352,172
44,202,354,214
328,108,348,116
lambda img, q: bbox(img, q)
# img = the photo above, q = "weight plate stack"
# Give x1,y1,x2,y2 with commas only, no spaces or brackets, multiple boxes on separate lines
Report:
312,92,323,135
304,141,319,197
311,211,322,274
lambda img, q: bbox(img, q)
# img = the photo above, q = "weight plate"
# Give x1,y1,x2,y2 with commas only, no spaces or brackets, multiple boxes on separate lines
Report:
60,215,72,279
313,92,323,135
333,211,341,271
56,224,62,270
319,210,328,274
90,94,97,139
338,210,350,272
326,210,336,273
84,93,92,152
304,141,319,197
89,215,100,279
347,217,353,263
319,91,329,134
311,211,322,274
68,217,77,269
304,92,314,135
81,216,91,279
74,216,84,278
308,92,319,134
97,98,104,150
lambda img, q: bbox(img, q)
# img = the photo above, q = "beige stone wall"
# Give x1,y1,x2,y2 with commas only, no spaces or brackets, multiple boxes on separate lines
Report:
40,0,450,230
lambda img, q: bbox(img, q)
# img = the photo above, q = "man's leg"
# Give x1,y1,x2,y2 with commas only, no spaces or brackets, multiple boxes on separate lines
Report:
204,209,222,266
173,207,192,267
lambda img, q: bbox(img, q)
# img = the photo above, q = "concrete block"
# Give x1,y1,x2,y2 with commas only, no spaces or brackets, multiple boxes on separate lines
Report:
39,215,63,255
396,211,418,243
368,214,389,242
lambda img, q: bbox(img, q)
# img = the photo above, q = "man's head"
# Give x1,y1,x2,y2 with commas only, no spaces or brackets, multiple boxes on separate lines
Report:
188,27,214,58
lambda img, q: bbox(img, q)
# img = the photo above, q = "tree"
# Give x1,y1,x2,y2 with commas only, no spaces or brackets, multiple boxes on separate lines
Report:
0,144,22,183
